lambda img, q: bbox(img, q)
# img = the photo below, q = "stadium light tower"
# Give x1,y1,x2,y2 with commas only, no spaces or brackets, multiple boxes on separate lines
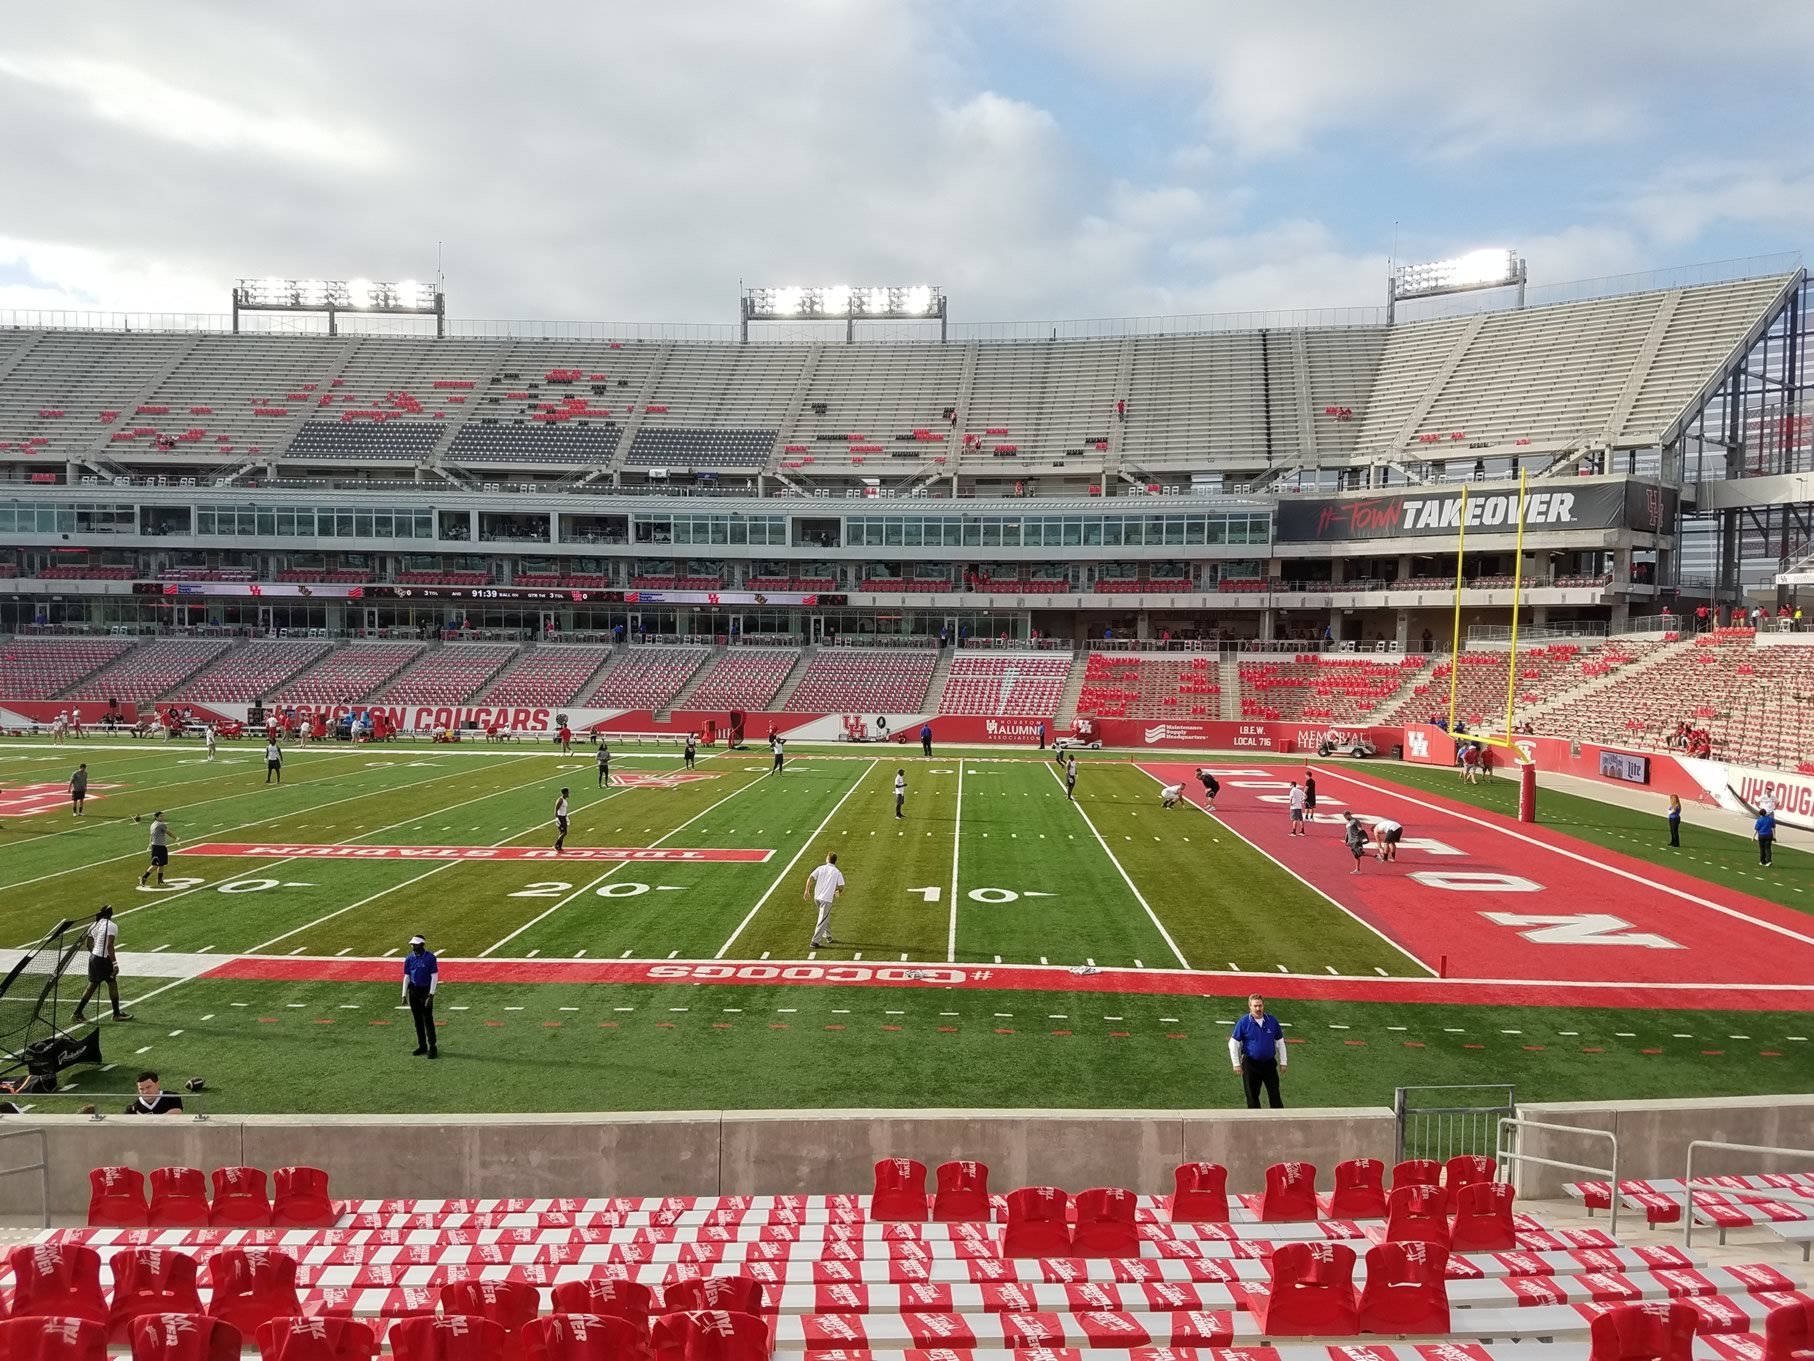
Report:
1387,249,1526,322
232,277,446,336
741,284,946,342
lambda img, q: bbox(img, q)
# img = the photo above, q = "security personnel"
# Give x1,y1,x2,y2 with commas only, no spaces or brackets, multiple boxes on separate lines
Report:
402,934,439,1059
1229,992,1286,1108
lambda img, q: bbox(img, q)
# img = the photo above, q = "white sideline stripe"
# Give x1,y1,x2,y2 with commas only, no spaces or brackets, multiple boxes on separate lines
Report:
946,759,964,963
1047,765,1189,971
480,768,769,957
1133,765,1434,978
1316,766,1814,951
714,760,879,959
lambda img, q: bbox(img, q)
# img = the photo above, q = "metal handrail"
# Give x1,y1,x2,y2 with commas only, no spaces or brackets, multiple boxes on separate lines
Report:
0,1127,50,1228
1497,1117,1620,1238
1683,1139,1814,1247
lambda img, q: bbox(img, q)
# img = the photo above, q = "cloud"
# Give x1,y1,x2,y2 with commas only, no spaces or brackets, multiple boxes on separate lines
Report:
1039,0,1814,160
0,0,1802,332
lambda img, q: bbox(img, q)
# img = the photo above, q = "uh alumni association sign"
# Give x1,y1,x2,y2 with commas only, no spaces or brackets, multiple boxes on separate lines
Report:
1274,481,1677,543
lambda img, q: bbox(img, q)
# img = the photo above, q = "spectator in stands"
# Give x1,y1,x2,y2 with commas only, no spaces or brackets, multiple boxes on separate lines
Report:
1229,994,1286,1109
1421,629,1434,653
1755,806,1776,866
123,1071,183,1117
1665,794,1682,848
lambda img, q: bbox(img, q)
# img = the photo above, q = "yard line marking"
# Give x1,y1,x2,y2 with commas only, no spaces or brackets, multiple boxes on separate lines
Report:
714,760,878,959
2,756,522,896
480,768,767,958
1048,766,1189,969
946,758,965,964
107,756,554,924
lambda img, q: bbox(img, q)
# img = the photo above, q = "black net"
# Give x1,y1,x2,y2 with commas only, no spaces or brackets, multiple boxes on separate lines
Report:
0,917,82,1081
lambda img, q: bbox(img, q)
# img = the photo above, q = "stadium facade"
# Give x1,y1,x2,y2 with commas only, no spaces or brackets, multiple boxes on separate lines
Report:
0,257,1807,643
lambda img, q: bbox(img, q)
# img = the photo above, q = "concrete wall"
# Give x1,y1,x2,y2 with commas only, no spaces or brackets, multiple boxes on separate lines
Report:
14,1095,1808,1223
0,1107,1397,1222
1509,1095,1814,1199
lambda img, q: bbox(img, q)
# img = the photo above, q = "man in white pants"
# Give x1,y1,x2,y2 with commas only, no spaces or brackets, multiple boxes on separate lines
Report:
804,852,845,950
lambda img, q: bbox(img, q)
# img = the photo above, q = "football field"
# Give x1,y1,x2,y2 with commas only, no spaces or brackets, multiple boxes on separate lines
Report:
1,739,1808,1115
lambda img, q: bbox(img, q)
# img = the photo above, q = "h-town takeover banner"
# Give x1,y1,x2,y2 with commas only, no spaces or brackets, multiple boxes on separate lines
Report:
1274,480,1677,543
1683,758,1814,832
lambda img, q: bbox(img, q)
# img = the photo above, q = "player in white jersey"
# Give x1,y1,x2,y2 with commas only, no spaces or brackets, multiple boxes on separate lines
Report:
803,853,845,950
553,788,571,852
1159,782,1185,808
894,769,907,819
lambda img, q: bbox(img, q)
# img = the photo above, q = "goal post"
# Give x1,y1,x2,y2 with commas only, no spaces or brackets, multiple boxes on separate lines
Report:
1447,470,1533,755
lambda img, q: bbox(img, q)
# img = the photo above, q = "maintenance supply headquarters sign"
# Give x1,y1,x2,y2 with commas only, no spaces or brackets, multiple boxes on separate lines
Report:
1274,481,1676,543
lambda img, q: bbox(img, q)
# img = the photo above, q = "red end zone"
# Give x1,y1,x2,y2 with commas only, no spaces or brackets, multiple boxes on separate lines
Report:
1138,762,1814,988
178,843,774,863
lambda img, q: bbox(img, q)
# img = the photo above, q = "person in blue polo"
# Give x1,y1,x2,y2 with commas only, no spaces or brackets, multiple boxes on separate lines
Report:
1229,992,1287,1108
402,934,439,1059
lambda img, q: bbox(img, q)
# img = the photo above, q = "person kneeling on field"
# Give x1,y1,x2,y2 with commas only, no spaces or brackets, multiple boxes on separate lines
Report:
1159,782,1185,808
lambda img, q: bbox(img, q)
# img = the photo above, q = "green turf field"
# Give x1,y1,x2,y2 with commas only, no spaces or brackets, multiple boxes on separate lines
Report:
1,738,1804,1115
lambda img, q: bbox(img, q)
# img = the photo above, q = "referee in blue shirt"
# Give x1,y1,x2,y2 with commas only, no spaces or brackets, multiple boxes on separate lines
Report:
403,934,439,1059
1228,993,1287,1108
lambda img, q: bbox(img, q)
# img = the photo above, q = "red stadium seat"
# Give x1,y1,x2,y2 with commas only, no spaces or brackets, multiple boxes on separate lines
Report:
125,1317,239,1361
1001,1187,1072,1258
870,1158,929,1222
389,1317,511,1361
659,1279,763,1319
1385,1183,1452,1247
649,1312,769,1361
203,1250,300,1336
1357,1242,1450,1335
270,1168,338,1228
1764,1298,1814,1360
1329,1158,1388,1219
208,1168,271,1228
1169,1162,1229,1222
147,1169,210,1229
6,1245,107,1327
254,1316,376,1361
548,1281,652,1328
88,1168,148,1227
1444,1154,1497,1192
520,1315,650,1361
1450,1179,1518,1250
0,1317,107,1361
1071,1188,1139,1258
932,1161,991,1223
1259,1161,1318,1222
1588,1300,1699,1361
1254,1242,1358,1337
108,1252,204,1341
1392,1158,1442,1189
439,1281,539,1337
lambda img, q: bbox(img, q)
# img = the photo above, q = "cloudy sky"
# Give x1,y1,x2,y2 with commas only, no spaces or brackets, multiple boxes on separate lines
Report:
2,0,1811,327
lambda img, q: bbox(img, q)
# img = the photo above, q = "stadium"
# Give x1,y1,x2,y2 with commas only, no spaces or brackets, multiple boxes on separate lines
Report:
2,6,1813,1357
